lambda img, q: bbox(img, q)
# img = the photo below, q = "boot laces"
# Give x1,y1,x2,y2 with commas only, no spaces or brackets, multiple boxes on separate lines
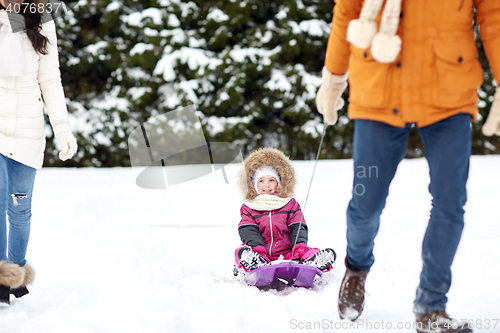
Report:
240,249,266,270
304,249,335,270
342,271,366,298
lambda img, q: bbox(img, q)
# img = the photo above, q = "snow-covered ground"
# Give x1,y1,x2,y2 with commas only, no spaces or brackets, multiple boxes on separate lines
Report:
1,156,499,333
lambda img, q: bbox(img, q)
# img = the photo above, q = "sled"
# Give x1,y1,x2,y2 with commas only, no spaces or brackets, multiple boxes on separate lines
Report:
234,260,322,291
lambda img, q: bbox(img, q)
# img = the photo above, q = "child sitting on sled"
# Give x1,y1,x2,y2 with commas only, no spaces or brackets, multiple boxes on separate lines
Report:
234,147,336,272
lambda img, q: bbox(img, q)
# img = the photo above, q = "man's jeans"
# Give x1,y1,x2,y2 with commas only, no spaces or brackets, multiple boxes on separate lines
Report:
345,113,471,314
0,154,37,267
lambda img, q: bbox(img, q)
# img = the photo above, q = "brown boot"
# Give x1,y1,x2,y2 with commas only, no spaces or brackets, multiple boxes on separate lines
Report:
415,310,473,333
338,257,367,321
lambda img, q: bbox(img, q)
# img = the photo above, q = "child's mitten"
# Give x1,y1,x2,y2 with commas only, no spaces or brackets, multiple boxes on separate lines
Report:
292,243,320,260
253,246,270,262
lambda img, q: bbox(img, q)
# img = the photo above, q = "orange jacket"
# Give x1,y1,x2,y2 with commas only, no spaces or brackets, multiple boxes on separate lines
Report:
325,0,500,128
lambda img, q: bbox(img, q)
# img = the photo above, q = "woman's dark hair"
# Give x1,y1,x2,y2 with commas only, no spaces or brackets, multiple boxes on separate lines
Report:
1,0,49,55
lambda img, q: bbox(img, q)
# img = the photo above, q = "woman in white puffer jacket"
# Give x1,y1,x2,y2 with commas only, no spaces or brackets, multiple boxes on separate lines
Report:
0,0,77,305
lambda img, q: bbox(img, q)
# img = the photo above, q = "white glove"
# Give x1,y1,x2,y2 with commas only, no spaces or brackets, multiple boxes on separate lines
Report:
53,123,78,161
482,87,500,136
315,67,349,125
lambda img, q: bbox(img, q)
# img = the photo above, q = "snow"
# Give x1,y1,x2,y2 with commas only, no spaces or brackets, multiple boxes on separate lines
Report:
154,46,222,81
288,19,330,36
301,119,325,137
122,8,164,27
89,86,129,112
265,69,293,92
254,31,271,46
295,63,323,99
205,115,254,136
125,67,150,80
207,8,229,23
129,43,155,56
105,1,121,12
276,8,288,20
127,87,152,100
85,41,108,56
229,46,281,65
299,19,331,37
167,13,181,28
0,156,499,332
159,28,187,44
179,1,198,19
66,57,81,66
65,100,93,137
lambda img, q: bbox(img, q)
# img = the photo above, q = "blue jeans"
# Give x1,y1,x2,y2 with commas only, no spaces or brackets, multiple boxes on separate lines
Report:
0,154,37,267
345,114,471,314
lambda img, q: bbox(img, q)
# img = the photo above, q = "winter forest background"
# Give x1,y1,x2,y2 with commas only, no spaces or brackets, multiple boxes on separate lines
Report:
45,0,500,167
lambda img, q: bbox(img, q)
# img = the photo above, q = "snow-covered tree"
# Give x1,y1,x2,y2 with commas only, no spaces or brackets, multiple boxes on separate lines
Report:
48,0,498,167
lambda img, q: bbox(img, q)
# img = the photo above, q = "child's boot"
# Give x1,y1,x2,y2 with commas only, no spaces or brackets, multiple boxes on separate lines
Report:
237,247,269,271
302,248,336,271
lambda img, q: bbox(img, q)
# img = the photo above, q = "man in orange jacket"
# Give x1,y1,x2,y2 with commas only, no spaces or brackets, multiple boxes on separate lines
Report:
316,0,500,332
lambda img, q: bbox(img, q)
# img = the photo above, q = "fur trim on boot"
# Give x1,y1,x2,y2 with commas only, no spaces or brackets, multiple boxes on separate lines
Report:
19,263,35,287
8,264,35,299
237,148,296,200
0,260,25,289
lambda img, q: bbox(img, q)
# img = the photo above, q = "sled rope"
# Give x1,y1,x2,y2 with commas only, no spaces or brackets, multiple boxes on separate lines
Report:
289,124,328,264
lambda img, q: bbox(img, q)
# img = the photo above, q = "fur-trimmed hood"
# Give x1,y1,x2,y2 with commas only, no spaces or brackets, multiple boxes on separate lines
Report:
238,148,296,200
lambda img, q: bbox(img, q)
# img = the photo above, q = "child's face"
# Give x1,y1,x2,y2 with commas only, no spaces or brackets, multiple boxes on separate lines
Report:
257,176,278,195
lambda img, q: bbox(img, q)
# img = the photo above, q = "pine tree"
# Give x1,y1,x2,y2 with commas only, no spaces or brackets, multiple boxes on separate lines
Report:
48,0,499,167
160,0,349,160
52,0,178,166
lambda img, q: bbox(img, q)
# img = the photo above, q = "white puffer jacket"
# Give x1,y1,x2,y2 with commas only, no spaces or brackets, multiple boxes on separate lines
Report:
0,13,70,169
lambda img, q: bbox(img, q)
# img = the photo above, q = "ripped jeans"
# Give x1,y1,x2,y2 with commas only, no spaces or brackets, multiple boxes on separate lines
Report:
0,154,36,266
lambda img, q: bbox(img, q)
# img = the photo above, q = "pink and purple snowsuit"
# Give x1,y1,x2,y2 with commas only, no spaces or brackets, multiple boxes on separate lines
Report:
234,198,320,268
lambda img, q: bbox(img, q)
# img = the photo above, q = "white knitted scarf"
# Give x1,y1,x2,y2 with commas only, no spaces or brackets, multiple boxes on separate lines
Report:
347,0,402,63
243,194,292,212
0,11,27,77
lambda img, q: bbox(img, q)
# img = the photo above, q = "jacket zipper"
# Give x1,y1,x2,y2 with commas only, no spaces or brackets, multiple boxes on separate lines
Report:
268,211,274,257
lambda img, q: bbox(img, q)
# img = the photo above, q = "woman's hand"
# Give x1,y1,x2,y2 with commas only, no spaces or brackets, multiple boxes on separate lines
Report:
56,132,77,161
